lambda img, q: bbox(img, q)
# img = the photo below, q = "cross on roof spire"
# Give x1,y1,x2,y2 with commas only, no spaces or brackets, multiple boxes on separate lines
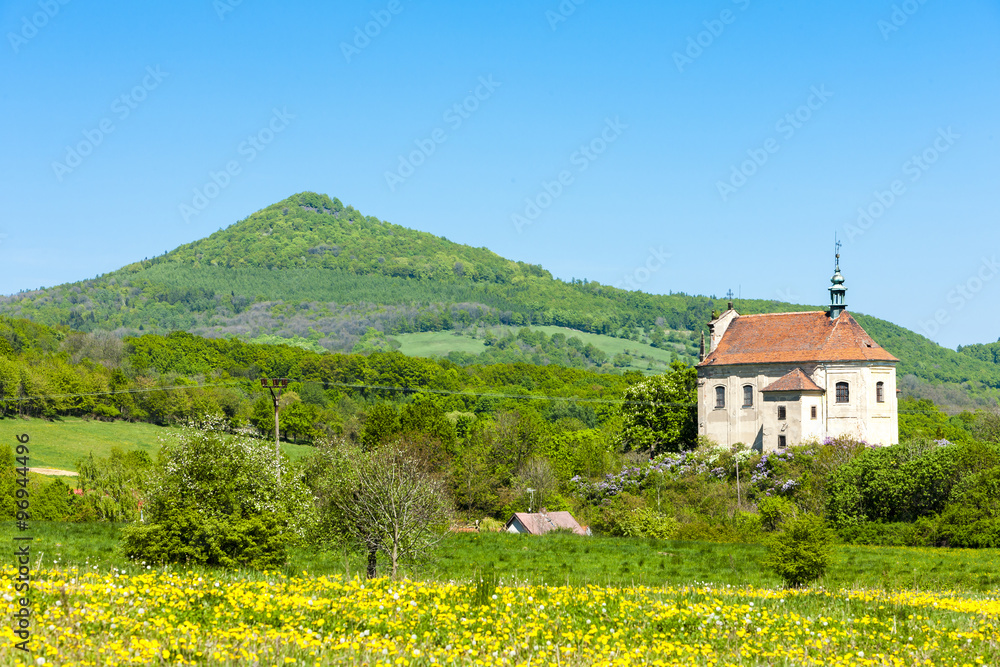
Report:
829,237,847,319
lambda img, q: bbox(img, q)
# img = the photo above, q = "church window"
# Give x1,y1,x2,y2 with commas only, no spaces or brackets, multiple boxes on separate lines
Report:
811,405,817,419
876,381,885,403
778,405,786,420
836,382,849,403
742,385,753,407
715,386,725,409
778,435,787,448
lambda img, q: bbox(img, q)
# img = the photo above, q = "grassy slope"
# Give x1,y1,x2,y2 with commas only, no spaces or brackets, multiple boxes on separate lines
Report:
394,325,685,373
8,523,1000,593
0,417,315,472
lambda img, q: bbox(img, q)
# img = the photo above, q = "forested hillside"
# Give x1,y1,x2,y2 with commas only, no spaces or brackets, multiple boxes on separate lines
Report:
959,341,1000,365
0,316,633,435
0,192,818,343
1,192,998,409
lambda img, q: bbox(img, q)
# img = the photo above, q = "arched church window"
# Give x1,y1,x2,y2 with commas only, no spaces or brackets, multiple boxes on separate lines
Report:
715,386,725,409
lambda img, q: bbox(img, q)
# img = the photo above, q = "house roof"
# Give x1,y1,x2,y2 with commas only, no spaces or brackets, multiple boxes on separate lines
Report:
761,368,824,393
698,311,898,367
506,511,587,536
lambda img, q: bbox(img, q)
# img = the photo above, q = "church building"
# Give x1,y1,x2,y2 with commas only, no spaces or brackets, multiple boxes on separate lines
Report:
695,250,898,451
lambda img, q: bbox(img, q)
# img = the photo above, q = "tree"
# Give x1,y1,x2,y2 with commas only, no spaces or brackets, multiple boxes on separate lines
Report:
360,403,400,450
121,419,312,569
938,465,1000,548
76,448,150,522
339,444,451,578
615,361,697,454
762,513,834,588
301,438,362,559
450,437,499,514
514,457,558,510
973,410,1000,444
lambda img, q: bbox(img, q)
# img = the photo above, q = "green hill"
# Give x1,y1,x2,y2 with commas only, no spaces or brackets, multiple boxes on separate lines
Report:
1,191,998,409
0,192,811,344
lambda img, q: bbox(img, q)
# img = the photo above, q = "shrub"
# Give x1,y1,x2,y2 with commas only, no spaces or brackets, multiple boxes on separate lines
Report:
622,507,678,539
122,505,291,569
0,445,15,520
479,517,504,532
837,517,941,547
120,419,312,569
31,478,74,521
826,439,1000,528
76,448,150,522
732,511,764,541
673,521,740,543
598,496,678,539
757,496,795,531
938,465,1000,548
762,514,834,588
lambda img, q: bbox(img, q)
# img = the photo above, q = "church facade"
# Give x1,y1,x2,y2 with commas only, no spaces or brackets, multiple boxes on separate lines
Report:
695,254,899,451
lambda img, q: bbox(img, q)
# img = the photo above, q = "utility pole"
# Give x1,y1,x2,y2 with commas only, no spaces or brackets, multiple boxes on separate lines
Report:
261,378,289,482
733,444,742,510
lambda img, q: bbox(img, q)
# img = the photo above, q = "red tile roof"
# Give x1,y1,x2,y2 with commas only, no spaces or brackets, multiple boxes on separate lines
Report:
506,511,587,536
761,368,824,392
698,311,898,366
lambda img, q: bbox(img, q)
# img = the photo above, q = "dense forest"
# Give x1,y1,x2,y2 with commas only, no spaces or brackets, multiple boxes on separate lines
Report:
0,316,635,437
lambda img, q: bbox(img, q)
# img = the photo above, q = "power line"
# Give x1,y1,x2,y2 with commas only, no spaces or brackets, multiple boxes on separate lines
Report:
0,377,696,408
0,378,976,414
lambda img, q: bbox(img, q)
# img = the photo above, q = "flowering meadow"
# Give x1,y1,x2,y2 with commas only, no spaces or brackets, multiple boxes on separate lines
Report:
3,564,999,666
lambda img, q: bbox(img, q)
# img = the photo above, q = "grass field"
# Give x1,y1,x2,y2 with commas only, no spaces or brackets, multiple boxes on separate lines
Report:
0,416,317,474
10,522,1000,594
394,325,688,373
4,523,1000,665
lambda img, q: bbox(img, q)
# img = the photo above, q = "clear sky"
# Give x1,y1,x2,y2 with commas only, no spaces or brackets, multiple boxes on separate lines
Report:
2,0,998,349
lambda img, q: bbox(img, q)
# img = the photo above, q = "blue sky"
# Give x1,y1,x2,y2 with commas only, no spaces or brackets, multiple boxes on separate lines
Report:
2,0,998,350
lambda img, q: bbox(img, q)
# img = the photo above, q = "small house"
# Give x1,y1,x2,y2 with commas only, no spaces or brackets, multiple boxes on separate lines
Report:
504,511,588,536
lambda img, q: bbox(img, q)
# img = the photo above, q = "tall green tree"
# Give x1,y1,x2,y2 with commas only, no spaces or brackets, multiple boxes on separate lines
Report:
614,361,697,454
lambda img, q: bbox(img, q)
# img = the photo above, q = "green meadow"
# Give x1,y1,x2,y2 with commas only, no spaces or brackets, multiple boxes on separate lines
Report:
10,522,1000,595
394,325,686,373
0,416,316,474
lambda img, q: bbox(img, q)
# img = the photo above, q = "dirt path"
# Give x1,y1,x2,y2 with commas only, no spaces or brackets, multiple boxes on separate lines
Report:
29,467,78,477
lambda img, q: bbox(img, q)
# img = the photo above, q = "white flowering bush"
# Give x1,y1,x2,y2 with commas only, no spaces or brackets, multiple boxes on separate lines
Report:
121,418,313,569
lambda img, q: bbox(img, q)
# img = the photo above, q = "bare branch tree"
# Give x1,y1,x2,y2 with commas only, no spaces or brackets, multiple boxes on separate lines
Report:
340,444,451,578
